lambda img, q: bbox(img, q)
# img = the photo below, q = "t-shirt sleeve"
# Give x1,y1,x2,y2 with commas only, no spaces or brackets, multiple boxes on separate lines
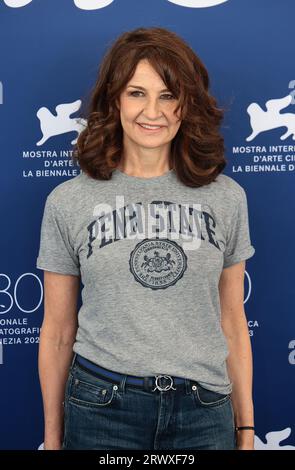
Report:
223,187,255,269
36,196,80,276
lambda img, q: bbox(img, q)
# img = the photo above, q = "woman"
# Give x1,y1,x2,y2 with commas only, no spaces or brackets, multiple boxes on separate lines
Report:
37,26,255,450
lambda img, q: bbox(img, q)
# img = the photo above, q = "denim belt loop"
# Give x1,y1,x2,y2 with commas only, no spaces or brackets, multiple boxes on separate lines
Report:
143,377,150,392
185,378,192,395
70,352,77,370
119,374,127,394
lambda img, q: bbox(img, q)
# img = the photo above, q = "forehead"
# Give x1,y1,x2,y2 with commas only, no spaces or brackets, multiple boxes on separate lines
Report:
127,60,165,86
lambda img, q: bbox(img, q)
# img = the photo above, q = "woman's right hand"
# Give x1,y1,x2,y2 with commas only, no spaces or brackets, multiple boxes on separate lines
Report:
44,438,63,450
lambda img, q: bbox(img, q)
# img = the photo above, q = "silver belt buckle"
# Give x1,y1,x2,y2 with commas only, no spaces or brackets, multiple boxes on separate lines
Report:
152,375,176,392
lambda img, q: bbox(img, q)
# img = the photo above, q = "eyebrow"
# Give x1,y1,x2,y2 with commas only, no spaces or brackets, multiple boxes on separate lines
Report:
127,85,170,93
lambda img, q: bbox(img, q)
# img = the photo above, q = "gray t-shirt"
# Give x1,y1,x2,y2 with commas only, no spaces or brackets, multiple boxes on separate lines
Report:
36,168,255,394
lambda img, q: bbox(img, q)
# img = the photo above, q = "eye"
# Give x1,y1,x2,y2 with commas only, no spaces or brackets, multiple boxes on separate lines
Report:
127,91,175,100
128,91,144,97
161,94,175,100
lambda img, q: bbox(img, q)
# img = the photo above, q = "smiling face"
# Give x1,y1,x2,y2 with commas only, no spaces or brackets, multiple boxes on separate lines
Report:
117,59,182,151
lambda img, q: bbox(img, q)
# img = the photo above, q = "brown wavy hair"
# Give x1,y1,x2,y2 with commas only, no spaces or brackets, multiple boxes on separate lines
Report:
72,26,228,188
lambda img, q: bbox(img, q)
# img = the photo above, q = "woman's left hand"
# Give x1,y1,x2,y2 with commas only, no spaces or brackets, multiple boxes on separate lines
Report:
236,430,255,450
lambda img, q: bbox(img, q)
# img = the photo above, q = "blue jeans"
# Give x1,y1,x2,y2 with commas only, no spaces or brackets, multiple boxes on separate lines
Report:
62,356,236,450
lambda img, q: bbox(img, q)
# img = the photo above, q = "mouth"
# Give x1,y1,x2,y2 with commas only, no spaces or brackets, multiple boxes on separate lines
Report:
136,122,166,133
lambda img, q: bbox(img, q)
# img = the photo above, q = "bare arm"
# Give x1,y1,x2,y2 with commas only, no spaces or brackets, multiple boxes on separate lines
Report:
219,260,254,450
38,270,80,450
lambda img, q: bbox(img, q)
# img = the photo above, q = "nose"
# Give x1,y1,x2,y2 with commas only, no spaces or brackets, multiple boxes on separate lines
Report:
143,97,163,120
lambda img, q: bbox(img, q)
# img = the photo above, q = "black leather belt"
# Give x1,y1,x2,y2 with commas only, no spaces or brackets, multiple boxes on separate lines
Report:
73,353,189,392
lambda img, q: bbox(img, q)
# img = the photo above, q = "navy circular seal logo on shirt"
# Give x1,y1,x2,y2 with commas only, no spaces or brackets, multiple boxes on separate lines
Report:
129,238,187,290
